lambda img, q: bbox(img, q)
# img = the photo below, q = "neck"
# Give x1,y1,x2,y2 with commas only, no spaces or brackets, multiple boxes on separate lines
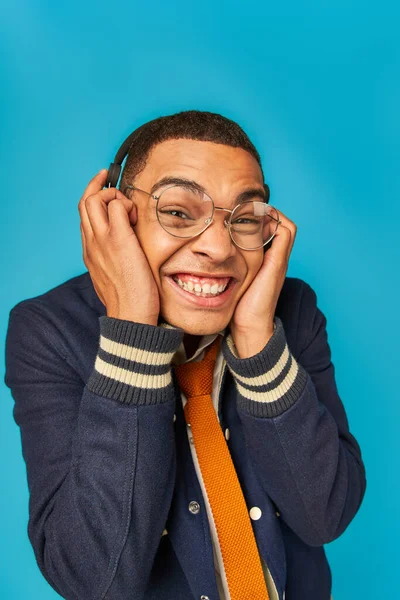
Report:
183,334,201,361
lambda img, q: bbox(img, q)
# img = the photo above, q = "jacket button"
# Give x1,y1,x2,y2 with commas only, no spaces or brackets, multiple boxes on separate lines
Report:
200,596,210,600
249,506,262,520
276,510,281,517
173,414,176,422
224,428,230,440
189,501,200,514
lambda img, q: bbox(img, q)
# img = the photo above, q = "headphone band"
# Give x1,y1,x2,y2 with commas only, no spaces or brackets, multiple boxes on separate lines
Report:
105,124,148,188
105,128,270,202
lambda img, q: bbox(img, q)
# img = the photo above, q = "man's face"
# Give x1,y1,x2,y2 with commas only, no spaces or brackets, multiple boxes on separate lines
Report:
130,139,265,335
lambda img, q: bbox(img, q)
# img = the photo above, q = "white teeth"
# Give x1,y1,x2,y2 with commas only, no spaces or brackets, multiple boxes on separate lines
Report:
174,277,229,296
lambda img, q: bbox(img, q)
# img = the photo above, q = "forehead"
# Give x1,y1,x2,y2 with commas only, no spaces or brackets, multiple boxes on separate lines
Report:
138,139,264,189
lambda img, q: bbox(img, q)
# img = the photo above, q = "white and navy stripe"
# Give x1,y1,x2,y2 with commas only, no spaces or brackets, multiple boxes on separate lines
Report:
222,316,308,417
87,316,183,404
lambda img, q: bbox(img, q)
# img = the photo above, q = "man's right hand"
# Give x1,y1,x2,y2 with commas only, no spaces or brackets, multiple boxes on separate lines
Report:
78,169,160,325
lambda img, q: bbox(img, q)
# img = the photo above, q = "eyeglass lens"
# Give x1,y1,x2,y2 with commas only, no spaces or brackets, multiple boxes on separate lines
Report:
156,185,279,249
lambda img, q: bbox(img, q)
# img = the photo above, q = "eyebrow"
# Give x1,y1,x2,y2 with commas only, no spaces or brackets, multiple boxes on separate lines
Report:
150,176,267,204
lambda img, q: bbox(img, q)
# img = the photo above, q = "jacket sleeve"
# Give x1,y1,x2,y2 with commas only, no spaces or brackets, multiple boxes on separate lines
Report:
4,304,183,600
222,281,367,547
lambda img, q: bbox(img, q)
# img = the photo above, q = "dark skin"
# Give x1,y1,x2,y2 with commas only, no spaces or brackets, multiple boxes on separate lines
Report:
78,139,297,359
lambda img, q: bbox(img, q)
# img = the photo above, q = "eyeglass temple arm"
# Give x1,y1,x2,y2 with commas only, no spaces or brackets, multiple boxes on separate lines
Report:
269,213,281,223
124,184,153,196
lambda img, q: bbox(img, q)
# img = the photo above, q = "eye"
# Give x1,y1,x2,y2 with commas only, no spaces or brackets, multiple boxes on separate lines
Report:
170,210,189,219
159,208,191,220
232,217,260,225
158,204,199,221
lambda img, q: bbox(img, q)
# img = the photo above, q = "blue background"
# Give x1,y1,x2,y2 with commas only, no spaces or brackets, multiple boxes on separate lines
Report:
1,1,399,598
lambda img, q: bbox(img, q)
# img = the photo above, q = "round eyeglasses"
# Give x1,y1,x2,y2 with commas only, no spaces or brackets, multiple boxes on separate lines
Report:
124,184,282,251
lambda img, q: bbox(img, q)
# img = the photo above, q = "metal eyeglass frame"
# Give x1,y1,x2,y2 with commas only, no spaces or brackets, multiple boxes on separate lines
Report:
124,184,282,251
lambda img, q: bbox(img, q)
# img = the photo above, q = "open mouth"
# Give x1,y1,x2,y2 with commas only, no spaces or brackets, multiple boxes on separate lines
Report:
170,273,233,298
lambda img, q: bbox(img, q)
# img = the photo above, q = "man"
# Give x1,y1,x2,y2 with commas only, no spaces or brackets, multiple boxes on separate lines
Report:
4,110,366,600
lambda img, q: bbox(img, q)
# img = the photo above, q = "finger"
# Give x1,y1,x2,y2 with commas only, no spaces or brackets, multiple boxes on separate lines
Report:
85,193,112,238
80,222,89,265
80,168,109,203
273,209,296,260
79,192,95,239
86,187,134,214
279,223,295,264
78,169,108,237
107,199,137,237
265,210,292,266
85,189,135,237
282,219,297,259
97,186,134,208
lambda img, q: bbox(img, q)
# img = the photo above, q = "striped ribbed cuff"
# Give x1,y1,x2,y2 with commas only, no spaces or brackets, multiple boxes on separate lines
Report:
222,316,308,417
87,317,184,405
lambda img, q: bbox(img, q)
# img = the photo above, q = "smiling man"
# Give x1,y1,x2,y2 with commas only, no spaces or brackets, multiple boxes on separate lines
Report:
4,110,366,600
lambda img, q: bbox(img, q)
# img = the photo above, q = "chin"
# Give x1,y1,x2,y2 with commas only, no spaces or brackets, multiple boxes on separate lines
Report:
161,307,231,335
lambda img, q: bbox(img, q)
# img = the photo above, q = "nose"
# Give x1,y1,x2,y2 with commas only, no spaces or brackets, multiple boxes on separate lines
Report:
188,212,236,262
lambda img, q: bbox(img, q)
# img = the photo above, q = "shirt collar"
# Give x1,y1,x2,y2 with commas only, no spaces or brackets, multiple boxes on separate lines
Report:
158,319,225,365
173,330,226,365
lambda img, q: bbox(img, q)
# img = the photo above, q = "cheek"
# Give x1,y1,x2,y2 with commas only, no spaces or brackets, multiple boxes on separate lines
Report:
133,220,182,285
242,250,264,286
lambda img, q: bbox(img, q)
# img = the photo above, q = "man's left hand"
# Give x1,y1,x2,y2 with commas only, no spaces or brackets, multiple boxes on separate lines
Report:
230,209,297,358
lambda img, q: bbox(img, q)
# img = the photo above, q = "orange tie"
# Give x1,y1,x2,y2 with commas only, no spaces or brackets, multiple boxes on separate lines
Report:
174,337,270,600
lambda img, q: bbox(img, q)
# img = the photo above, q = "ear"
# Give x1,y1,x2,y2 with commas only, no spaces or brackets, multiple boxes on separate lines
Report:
122,185,134,199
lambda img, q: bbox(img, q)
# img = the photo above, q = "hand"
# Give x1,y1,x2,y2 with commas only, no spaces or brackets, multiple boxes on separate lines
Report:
230,209,297,358
78,169,160,325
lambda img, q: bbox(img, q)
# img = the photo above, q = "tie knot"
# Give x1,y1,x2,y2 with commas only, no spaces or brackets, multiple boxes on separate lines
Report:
174,336,221,399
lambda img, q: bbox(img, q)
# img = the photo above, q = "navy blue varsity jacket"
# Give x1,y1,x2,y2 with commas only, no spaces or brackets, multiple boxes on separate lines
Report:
4,271,366,600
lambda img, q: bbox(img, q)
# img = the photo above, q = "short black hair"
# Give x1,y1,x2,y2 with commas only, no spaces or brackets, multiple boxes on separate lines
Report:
119,110,264,191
